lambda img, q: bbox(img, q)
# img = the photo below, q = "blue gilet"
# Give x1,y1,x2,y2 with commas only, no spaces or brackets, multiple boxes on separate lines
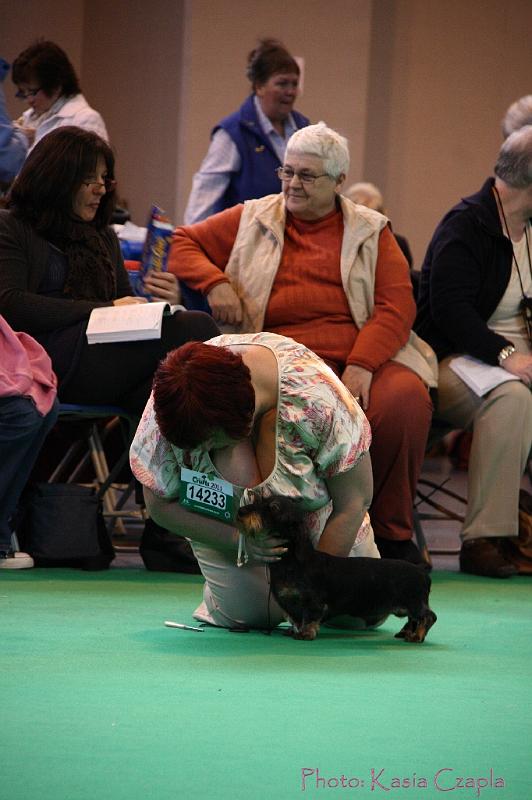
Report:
211,94,309,213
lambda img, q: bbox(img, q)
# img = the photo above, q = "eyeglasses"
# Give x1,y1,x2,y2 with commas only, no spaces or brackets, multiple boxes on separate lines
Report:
15,87,42,100
276,166,331,185
82,178,117,192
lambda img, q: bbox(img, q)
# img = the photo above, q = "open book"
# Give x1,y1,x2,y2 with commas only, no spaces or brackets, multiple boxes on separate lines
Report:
86,302,184,344
449,355,520,396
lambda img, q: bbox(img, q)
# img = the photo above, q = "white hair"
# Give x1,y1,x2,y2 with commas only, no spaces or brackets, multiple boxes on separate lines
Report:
344,181,384,212
285,122,349,178
502,94,532,139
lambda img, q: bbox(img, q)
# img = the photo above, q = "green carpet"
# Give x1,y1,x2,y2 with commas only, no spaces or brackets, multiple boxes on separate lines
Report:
1,569,531,800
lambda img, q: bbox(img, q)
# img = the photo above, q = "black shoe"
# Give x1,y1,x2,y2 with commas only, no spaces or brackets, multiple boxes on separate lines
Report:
140,518,201,574
460,538,518,578
498,538,532,576
374,536,426,567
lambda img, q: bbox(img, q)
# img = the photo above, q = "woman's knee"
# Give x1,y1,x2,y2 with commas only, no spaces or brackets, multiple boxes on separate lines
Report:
370,367,432,432
0,396,47,436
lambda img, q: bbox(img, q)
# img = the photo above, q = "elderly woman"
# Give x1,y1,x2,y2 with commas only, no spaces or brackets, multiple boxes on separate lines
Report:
184,38,309,225
12,39,108,156
415,126,532,578
169,122,437,564
131,332,379,629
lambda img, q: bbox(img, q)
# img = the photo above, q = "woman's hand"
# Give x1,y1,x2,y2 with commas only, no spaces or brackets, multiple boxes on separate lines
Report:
18,126,36,146
238,527,288,564
341,364,373,410
113,296,148,306
143,270,181,305
502,351,532,386
206,282,243,325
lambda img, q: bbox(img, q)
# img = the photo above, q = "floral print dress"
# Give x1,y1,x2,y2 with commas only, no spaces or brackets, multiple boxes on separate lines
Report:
130,332,373,551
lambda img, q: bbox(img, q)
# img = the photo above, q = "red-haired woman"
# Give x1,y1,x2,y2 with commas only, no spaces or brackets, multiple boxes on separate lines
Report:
130,332,380,630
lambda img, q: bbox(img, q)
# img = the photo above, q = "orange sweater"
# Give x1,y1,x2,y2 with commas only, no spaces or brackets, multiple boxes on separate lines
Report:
169,204,415,373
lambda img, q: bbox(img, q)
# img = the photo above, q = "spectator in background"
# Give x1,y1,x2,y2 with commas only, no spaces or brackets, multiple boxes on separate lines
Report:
0,126,220,573
12,39,108,156
344,181,413,269
0,58,27,185
184,38,309,225
0,314,58,570
415,126,532,578
502,94,532,139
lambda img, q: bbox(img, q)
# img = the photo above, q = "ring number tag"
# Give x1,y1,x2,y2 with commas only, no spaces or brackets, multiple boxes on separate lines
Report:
179,467,234,522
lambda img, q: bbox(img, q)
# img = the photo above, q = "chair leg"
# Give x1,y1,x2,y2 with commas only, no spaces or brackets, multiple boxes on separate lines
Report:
413,508,432,568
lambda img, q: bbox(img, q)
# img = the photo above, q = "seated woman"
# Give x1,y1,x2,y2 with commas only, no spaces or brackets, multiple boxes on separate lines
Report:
168,123,437,564
0,126,219,569
131,332,379,629
0,126,218,416
415,126,532,578
12,39,108,157
0,313,58,569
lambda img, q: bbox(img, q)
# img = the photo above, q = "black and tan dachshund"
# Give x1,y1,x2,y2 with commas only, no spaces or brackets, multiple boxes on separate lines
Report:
237,496,437,642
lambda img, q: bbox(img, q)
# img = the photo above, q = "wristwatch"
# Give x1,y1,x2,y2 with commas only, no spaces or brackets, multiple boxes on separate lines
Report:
497,345,516,366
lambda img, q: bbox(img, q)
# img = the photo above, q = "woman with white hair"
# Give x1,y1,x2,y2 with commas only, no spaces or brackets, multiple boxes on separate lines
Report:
169,122,437,565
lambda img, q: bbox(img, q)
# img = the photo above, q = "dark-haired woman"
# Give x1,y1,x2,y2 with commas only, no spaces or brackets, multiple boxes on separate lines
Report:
131,332,381,630
0,125,218,572
12,39,108,156
184,38,309,224
0,126,218,416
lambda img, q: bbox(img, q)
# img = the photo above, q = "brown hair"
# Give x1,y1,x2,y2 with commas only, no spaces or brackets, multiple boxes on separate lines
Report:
9,126,116,235
12,39,80,97
246,38,299,90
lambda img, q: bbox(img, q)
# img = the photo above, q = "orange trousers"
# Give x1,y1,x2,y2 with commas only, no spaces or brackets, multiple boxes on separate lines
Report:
358,362,432,542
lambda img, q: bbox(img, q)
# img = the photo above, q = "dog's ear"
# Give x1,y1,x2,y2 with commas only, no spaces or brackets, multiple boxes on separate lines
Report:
268,496,305,530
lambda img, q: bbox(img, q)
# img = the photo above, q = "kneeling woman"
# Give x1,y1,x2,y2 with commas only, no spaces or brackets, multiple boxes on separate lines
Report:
130,332,380,630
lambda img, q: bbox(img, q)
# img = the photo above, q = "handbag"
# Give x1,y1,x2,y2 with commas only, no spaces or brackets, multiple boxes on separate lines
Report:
19,483,115,570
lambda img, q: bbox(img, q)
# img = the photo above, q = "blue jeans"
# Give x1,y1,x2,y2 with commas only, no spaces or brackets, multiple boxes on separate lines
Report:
0,396,59,549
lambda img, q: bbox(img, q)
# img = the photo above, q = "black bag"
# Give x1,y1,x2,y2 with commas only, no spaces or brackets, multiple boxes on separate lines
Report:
19,483,115,570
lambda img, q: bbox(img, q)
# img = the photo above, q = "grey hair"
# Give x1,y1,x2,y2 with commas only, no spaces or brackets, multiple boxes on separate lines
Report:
285,122,349,178
494,125,532,188
344,181,384,212
501,94,532,139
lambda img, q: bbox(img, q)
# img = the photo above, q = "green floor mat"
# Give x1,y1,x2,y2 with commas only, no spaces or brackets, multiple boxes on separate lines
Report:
2,569,531,800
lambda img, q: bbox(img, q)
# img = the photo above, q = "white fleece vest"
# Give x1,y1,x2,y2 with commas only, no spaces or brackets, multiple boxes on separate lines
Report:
222,193,437,387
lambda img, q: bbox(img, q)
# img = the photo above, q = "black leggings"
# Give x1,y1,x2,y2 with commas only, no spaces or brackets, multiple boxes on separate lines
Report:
60,311,219,416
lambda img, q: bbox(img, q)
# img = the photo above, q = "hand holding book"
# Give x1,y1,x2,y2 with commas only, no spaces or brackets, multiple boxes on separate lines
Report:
86,301,185,344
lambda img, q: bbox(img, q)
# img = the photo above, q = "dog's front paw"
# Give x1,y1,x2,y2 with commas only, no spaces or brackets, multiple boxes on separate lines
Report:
395,612,436,643
292,621,320,640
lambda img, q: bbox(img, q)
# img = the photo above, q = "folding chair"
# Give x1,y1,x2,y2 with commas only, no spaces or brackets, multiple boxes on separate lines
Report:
413,422,467,564
49,403,144,542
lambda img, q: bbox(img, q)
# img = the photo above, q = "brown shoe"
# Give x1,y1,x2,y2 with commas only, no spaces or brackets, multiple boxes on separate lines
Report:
499,538,532,575
460,538,518,578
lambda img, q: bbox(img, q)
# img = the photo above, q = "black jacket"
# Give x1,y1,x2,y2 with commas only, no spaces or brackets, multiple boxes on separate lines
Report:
415,177,520,365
